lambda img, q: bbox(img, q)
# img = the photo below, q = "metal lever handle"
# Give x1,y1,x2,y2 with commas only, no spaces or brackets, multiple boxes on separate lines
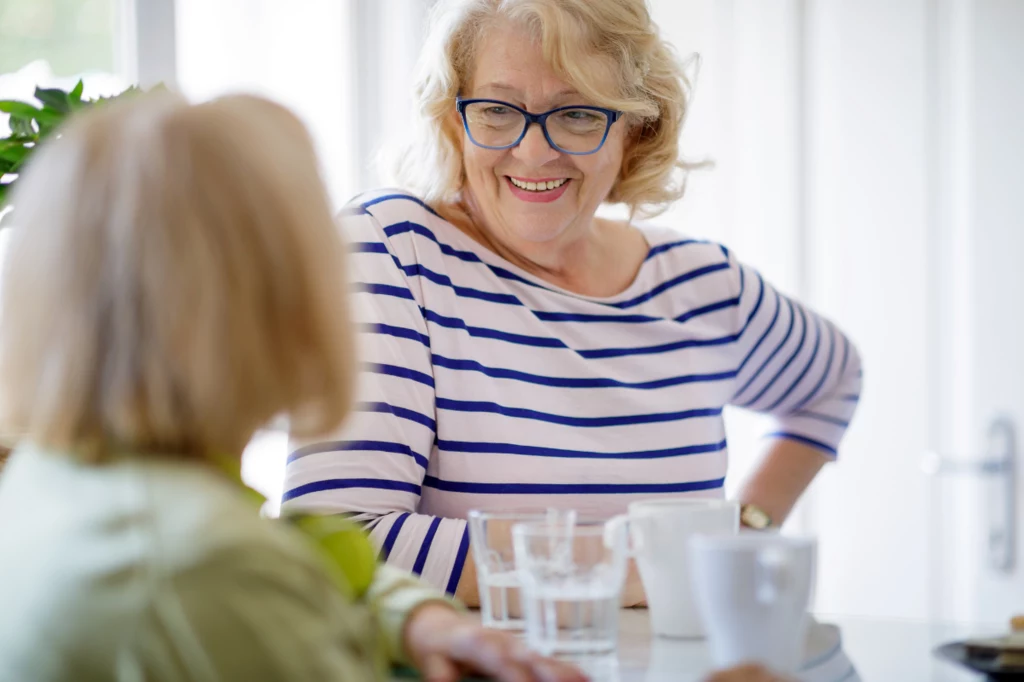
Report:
921,416,1016,574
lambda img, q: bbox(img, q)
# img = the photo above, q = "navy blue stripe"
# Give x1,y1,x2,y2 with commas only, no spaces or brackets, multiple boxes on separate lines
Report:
735,296,794,398
740,301,804,407
287,440,428,469
613,262,730,309
366,362,435,388
435,397,721,428
579,332,740,359
422,476,725,495
362,192,441,217
422,308,565,348
839,334,852,378
355,402,437,432
645,239,702,261
384,221,481,262
282,478,422,502
839,394,861,402
738,271,766,335
532,310,660,323
404,262,523,305
444,528,471,596
350,241,390,254
380,512,410,560
765,311,820,411
674,296,740,324
340,204,369,216
431,353,735,390
794,321,837,411
793,411,850,428
360,323,431,348
355,283,416,301
412,517,442,576
735,283,778,375
438,439,728,459
765,432,838,457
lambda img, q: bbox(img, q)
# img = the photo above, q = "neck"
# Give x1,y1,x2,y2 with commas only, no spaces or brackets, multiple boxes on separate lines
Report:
456,192,612,292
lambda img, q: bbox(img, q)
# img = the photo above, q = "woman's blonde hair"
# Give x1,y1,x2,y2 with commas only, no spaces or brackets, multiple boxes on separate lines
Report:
392,0,700,218
0,93,354,461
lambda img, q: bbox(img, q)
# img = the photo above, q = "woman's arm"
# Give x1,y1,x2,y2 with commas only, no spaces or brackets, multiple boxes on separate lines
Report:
726,255,863,525
283,201,469,594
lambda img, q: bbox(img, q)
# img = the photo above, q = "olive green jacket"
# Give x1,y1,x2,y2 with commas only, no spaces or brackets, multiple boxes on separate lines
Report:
0,446,446,682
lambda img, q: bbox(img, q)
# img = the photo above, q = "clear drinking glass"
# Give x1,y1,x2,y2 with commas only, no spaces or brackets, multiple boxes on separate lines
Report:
468,509,576,632
512,519,629,657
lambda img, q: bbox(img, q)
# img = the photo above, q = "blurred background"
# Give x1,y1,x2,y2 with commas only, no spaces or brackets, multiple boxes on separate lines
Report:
1,0,1021,628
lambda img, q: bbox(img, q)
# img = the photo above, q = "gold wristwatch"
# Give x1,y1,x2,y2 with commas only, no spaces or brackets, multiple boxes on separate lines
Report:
740,503,773,530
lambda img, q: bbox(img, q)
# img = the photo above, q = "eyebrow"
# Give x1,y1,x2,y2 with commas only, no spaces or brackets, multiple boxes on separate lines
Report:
477,83,580,99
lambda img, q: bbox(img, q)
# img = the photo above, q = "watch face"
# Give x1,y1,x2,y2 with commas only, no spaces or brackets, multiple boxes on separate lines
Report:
742,505,771,529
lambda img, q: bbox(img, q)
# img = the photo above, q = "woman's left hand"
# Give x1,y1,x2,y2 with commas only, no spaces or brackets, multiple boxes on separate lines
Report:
403,603,589,682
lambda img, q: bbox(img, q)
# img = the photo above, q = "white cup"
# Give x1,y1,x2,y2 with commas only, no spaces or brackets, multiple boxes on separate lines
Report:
688,533,817,675
612,498,739,638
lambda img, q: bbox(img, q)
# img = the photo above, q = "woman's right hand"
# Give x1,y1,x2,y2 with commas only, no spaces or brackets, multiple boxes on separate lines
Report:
702,664,795,682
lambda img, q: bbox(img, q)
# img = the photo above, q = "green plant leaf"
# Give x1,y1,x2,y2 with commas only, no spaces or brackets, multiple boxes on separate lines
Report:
70,80,84,103
0,182,9,209
34,87,72,114
0,100,41,119
34,105,65,127
0,141,31,166
9,116,35,137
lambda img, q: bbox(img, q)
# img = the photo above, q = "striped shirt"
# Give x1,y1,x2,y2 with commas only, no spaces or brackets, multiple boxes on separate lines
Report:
282,189,862,593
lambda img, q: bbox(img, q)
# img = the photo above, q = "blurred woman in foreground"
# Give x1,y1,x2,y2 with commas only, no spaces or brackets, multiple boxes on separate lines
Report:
0,93,582,682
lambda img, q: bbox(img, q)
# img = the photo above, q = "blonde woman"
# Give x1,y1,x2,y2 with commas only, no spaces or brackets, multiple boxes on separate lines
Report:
283,0,863,608
0,94,583,682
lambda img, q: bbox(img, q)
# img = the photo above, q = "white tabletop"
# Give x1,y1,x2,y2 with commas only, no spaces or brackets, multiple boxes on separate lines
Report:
588,610,987,681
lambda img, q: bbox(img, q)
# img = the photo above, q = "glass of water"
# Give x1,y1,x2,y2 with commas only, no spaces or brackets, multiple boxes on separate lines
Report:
512,518,629,657
468,509,575,632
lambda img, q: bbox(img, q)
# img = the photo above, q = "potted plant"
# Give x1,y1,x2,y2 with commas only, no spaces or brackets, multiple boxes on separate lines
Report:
0,81,139,225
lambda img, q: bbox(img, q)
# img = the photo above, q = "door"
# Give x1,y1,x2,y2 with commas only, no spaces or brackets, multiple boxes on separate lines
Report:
926,0,1024,626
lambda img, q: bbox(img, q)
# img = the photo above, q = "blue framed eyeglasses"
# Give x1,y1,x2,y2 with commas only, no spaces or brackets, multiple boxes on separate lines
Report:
456,97,623,156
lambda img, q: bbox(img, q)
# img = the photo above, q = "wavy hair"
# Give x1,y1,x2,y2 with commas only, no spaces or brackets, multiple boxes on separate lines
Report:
391,0,701,218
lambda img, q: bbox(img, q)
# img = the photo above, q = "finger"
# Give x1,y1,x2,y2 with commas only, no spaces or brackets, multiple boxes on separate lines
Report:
421,654,461,682
526,656,590,682
493,659,536,682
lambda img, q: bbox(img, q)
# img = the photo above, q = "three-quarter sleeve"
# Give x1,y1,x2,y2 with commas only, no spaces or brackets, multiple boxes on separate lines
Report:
727,252,862,456
282,207,469,595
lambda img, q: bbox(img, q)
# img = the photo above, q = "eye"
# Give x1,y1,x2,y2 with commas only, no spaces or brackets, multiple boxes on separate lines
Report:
484,105,513,116
564,109,600,121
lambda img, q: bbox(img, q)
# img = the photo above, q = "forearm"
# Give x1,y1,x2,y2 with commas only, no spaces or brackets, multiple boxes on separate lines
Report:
738,438,830,526
454,547,481,607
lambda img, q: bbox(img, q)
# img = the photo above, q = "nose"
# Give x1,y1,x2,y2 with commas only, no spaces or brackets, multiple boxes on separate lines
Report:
511,121,560,166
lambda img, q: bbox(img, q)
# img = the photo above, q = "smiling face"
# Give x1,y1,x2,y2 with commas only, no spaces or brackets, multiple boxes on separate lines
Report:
458,21,630,252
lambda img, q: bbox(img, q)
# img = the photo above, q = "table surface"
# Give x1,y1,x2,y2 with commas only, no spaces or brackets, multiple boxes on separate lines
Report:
569,610,989,682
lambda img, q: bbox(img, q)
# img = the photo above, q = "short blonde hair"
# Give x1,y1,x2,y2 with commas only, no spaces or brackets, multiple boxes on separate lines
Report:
393,0,699,218
0,93,354,461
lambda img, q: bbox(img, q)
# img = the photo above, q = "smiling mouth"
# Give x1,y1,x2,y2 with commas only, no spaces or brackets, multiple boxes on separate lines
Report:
507,177,569,192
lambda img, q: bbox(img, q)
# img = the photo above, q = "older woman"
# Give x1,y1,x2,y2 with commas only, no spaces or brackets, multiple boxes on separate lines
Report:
0,93,582,682
283,0,862,605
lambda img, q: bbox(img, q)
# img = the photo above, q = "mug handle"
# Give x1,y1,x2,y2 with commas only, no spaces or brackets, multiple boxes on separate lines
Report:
604,514,647,557
755,547,791,603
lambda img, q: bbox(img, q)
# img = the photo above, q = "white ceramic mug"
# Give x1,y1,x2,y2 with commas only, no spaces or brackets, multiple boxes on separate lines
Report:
688,533,817,674
611,498,739,638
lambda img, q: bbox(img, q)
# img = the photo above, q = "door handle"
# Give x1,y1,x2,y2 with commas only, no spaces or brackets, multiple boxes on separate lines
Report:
922,416,1016,574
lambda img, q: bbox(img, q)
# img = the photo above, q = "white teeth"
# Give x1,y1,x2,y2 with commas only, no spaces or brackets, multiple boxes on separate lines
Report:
509,177,568,192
